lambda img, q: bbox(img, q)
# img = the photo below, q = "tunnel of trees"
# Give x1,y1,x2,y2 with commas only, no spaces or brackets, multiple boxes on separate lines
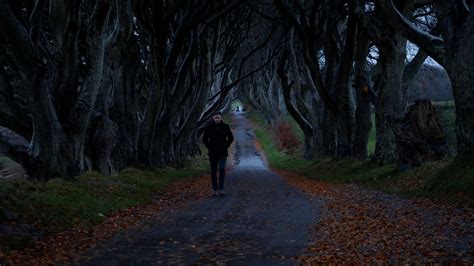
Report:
0,0,473,180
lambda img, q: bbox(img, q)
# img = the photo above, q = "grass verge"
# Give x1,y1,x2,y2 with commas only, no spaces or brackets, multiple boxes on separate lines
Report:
251,111,473,208
0,154,209,251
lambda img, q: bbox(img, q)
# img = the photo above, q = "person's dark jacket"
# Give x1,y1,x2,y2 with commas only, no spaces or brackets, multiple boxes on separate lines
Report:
203,122,234,159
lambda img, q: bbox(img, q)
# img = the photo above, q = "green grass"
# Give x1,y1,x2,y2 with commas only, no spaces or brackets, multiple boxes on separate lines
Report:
250,110,473,207
251,111,310,170
424,156,474,199
287,116,305,149
434,101,457,155
252,113,395,185
0,154,209,250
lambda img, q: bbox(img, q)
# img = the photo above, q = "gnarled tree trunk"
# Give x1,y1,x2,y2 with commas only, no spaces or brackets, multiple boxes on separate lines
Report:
392,99,447,168
373,45,406,164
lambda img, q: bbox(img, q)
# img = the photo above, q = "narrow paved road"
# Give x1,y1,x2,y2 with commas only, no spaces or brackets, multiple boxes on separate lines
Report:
80,112,320,265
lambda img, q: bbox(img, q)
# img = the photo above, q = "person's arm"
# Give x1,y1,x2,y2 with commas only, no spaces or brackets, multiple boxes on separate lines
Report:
203,126,210,147
226,125,234,147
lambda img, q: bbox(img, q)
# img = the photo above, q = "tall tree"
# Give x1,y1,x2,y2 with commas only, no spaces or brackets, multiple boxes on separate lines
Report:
386,0,474,158
355,0,430,163
0,0,118,179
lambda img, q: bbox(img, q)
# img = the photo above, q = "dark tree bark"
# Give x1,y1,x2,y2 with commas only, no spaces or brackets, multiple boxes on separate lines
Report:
0,52,32,138
109,38,142,170
58,2,114,177
85,0,147,173
173,38,213,163
391,99,447,168
372,45,407,164
334,14,358,158
356,0,419,164
87,112,117,175
0,0,115,179
276,0,359,158
278,49,317,159
353,30,373,160
287,30,321,159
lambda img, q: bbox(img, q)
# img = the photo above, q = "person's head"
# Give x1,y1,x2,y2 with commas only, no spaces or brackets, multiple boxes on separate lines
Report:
212,112,223,124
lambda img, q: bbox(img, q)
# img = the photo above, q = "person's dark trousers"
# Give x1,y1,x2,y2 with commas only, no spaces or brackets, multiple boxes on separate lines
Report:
210,157,227,191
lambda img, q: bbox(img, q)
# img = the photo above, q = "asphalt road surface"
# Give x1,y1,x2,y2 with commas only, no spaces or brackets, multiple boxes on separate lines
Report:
80,112,320,265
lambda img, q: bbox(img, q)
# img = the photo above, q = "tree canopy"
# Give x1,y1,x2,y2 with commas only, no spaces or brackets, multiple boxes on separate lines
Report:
0,0,473,180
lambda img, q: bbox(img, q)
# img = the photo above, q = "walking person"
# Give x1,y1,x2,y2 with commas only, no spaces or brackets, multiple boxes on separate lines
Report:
203,112,234,196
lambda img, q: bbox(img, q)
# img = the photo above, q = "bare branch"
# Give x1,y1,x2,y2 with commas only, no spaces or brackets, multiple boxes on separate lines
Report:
388,0,446,64
277,49,313,133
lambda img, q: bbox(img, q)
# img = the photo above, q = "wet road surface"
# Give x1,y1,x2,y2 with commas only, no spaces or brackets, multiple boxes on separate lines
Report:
80,112,320,265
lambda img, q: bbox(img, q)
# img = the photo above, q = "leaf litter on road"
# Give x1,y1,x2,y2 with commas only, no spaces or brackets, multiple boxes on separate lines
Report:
277,170,474,264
